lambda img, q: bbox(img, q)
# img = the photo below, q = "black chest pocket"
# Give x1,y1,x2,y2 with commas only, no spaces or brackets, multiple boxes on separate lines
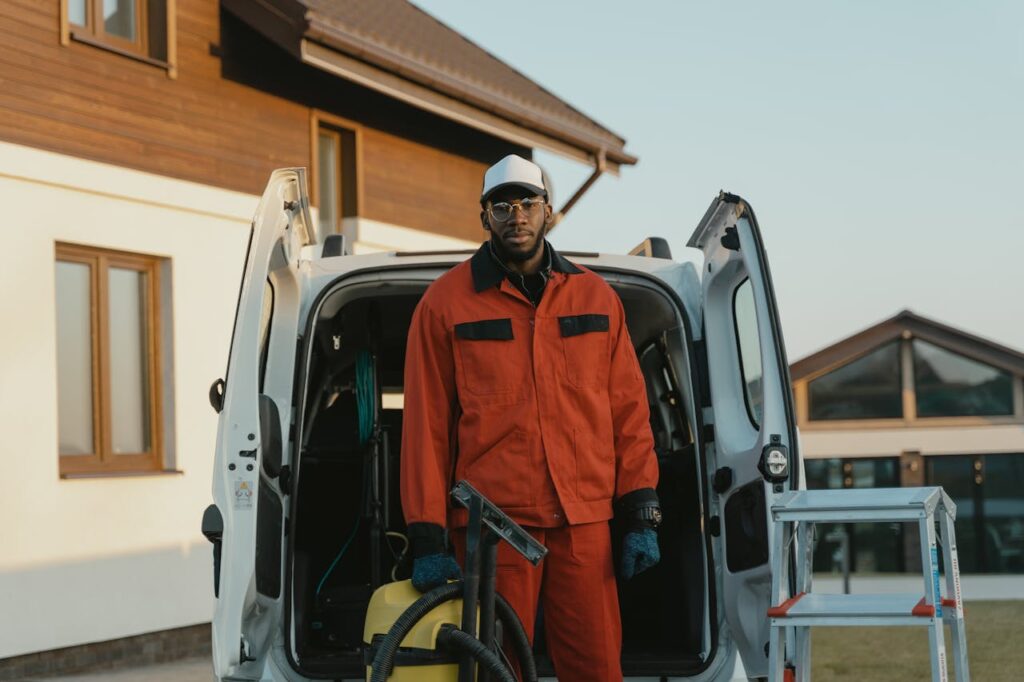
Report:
454,318,517,396
559,314,610,389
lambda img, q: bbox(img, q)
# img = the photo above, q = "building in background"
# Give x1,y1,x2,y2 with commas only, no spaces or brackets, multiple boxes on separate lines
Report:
0,0,634,675
791,310,1024,576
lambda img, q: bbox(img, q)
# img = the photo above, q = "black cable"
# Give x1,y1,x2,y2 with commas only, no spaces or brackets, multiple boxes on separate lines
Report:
437,625,515,682
495,594,538,682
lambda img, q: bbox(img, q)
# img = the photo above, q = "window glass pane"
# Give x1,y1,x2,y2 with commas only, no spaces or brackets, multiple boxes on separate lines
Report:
733,279,763,427
806,458,905,573
318,131,339,240
805,459,845,572
849,459,903,572
913,340,1013,418
56,261,94,455
108,267,151,454
808,342,902,420
805,458,842,490
980,454,1024,573
103,0,136,40
927,456,979,573
68,0,87,26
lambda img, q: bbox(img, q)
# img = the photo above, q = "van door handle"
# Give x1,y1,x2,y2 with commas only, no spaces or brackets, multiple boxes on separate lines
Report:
209,378,225,413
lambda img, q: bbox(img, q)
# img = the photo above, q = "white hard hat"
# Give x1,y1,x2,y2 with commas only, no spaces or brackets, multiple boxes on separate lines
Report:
480,154,549,204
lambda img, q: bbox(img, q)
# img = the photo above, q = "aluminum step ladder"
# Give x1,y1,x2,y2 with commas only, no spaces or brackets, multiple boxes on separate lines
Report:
767,486,970,682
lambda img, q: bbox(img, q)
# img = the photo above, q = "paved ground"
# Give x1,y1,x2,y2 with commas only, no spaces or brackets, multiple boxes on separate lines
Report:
28,658,213,681
32,575,1022,680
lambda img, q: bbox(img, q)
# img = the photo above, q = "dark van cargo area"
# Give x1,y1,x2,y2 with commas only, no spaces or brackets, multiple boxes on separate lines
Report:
284,277,715,679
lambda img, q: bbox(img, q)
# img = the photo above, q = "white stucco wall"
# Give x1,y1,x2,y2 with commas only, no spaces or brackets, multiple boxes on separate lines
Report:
800,423,1024,459
0,142,477,659
0,142,258,658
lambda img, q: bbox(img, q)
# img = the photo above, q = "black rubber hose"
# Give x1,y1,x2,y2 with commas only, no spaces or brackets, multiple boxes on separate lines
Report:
369,581,463,682
437,625,516,682
494,594,537,682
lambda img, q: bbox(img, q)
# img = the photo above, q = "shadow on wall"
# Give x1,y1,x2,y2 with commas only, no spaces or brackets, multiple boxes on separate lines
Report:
0,541,215,664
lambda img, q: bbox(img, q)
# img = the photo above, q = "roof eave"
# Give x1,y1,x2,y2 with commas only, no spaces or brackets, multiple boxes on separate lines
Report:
790,309,1024,380
221,0,636,168
302,17,636,167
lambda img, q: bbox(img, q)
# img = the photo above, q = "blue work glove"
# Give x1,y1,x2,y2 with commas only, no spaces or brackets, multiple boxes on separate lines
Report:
411,553,462,592
620,528,660,580
407,522,462,592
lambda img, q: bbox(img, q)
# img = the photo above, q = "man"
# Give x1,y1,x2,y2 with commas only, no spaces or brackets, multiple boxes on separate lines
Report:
401,154,661,681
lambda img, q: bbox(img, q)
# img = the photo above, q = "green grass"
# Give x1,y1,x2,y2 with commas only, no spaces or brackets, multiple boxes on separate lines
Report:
811,601,1024,681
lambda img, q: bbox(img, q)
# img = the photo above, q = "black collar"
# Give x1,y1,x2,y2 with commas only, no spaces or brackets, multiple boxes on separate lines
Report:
470,240,582,293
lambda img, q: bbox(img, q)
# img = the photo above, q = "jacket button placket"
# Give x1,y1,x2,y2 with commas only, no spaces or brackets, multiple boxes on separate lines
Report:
531,279,567,523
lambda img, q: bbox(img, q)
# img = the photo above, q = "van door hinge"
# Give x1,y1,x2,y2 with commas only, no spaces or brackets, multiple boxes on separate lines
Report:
709,515,721,537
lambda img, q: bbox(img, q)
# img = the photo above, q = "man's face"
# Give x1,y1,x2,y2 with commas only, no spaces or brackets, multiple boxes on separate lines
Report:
481,186,552,263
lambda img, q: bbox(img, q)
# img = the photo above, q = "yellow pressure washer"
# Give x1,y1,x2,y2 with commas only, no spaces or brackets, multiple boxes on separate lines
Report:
364,481,547,682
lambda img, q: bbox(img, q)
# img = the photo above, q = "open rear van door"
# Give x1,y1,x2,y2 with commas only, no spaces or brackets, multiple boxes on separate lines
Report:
207,169,312,679
688,192,800,679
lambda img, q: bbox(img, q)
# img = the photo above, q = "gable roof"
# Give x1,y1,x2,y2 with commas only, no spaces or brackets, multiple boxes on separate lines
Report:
222,0,637,170
790,310,1024,381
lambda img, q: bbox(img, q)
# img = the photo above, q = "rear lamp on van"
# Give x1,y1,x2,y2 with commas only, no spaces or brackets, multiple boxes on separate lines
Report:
758,441,790,483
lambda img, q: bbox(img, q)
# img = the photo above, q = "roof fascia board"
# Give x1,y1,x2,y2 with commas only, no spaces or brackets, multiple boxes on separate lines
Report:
790,323,904,381
901,318,1024,376
791,313,1024,381
300,39,623,175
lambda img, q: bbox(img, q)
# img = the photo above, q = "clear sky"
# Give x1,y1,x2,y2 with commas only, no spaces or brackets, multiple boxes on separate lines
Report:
413,0,1024,361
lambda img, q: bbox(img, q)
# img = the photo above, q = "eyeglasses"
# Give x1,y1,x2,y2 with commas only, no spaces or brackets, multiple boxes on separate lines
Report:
486,197,547,223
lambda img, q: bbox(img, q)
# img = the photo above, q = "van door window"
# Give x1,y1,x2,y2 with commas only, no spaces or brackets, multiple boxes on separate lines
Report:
733,278,763,428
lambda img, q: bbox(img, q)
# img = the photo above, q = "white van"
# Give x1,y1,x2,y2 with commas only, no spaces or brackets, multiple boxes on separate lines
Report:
203,168,802,681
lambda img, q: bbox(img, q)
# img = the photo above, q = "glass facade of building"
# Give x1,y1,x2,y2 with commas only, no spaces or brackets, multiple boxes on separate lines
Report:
926,454,1024,574
804,453,1024,574
805,457,905,573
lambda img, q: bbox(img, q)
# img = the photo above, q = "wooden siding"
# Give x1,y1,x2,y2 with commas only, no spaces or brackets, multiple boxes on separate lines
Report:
0,0,308,194
362,128,488,242
0,1,526,241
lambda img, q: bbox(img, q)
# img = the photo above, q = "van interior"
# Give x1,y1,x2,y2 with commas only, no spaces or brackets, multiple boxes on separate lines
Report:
284,274,714,679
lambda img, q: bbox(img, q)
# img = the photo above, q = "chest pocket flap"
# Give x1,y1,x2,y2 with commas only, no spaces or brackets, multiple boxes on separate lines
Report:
559,314,610,389
453,318,517,397
558,314,609,337
455,318,514,340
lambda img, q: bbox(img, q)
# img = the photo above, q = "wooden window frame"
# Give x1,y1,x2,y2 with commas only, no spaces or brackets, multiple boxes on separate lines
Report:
56,243,165,477
310,110,364,236
60,0,178,78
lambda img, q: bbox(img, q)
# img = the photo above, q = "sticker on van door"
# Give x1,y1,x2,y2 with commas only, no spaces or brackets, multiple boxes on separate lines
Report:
234,479,255,510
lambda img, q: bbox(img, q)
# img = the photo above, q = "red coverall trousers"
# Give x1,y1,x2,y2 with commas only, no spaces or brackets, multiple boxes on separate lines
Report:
454,522,622,682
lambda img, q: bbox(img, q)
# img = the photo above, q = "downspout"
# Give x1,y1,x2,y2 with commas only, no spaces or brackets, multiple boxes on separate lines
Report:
549,149,607,230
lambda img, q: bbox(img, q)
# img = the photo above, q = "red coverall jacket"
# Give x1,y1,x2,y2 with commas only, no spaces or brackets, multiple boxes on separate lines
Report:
401,242,659,530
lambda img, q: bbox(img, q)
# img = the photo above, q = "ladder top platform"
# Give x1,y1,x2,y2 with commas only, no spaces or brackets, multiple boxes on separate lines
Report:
769,592,945,622
771,486,956,521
